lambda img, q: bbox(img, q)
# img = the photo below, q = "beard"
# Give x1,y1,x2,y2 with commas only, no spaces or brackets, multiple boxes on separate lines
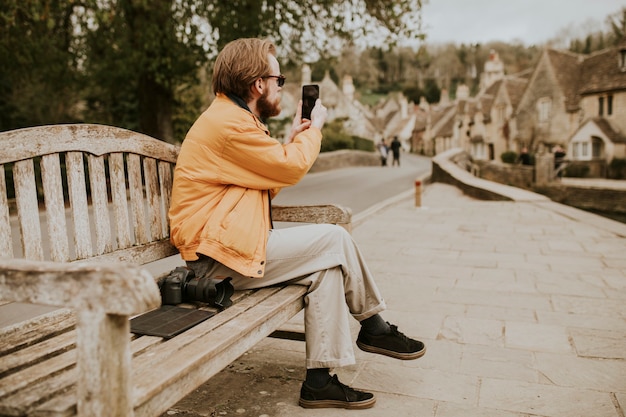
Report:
257,90,281,119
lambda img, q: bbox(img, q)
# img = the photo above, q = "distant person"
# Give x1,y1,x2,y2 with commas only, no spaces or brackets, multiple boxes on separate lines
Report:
517,147,531,165
390,136,402,166
377,139,388,166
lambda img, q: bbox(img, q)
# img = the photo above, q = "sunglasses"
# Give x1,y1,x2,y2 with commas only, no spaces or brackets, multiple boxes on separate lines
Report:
264,74,286,87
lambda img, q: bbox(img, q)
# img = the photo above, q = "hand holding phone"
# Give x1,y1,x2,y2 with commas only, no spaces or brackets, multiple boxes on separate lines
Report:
301,84,319,120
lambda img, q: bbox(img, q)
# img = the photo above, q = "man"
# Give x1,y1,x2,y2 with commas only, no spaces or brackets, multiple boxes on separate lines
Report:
390,136,402,166
168,38,425,410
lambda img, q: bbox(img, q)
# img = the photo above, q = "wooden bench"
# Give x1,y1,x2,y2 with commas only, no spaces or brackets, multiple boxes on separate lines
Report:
0,124,352,417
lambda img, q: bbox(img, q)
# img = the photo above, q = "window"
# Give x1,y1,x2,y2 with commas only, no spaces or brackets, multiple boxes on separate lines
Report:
538,97,551,122
599,96,604,116
608,95,613,115
621,49,626,71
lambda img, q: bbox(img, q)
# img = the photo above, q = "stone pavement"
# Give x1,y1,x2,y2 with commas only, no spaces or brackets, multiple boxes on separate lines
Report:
164,181,626,417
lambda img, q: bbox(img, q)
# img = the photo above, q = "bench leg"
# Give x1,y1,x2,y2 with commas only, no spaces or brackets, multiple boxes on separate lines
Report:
77,310,134,416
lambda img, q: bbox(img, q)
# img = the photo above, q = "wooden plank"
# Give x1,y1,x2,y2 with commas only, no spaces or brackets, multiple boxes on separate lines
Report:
40,154,70,262
143,157,162,240
0,309,75,355
13,159,44,260
127,154,148,244
0,363,77,417
133,286,306,417
158,161,172,238
109,153,132,249
88,239,178,266
0,329,75,376
0,347,76,399
65,152,92,259
0,335,163,417
130,287,285,372
0,164,13,257
87,155,112,255
0,124,179,165
272,204,352,224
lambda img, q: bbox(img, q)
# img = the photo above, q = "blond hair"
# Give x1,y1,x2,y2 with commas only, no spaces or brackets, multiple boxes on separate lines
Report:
212,38,276,101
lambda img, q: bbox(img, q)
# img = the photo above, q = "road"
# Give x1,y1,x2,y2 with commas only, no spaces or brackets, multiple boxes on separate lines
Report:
272,153,432,215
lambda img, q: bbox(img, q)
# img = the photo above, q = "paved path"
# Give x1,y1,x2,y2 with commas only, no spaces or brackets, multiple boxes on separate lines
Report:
165,181,626,417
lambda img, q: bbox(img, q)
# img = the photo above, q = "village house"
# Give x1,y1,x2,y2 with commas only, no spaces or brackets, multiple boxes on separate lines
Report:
566,41,626,176
279,65,418,150
417,41,626,178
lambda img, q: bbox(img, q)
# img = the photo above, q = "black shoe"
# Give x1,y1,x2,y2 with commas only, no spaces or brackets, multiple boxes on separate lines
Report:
357,323,426,360
299,375,376,409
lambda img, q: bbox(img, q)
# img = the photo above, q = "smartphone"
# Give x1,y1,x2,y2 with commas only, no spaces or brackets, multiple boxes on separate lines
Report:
302,84,319,120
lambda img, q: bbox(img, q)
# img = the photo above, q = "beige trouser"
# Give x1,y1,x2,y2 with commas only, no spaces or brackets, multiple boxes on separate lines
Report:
186,223,386,369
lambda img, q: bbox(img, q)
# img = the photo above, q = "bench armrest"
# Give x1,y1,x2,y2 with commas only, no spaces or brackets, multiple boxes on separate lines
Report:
272,204,352,226
0,258,161,415
0,258,161,315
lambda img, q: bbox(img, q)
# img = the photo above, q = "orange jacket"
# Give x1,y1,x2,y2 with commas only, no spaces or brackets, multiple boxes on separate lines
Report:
168,94,322,277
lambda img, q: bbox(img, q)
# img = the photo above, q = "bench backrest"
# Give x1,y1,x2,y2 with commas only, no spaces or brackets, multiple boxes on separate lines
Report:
0,124,180,265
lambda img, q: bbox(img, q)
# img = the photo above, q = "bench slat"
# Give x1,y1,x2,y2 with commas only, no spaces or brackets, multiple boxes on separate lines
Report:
88,240,177,266
13,159,44,260
109,153,132,249
158,161,172,238
0,124,179,165
0,308,75,356
0,346,75,399
20,286,307,417
87,155,112,255
130,288,283,373
0,164,13,257
0,333,164,416
128,154,148,244
143,158,163,240
66,152,92,259
40,154,70,262
133,286,306,417
0,329,75,377
0,364,77,417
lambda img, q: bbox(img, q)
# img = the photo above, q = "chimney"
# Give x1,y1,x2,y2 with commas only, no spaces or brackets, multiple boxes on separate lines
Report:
301,64,312,85
342,75,355,101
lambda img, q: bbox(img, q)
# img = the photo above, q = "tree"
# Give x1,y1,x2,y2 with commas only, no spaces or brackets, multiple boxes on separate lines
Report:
0,0,83,131
1,0,425,141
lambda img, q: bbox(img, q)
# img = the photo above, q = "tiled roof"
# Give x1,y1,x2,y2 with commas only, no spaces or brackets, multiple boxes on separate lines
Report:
579,45,626,95
504,77,528,110
546,49,583,112
593,117,626,144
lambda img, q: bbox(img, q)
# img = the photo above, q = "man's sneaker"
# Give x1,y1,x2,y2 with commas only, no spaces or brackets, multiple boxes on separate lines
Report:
299,375,376,409
356,323,426,360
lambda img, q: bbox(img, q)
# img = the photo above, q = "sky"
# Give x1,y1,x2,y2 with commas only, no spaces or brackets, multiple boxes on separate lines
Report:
420,0,624,46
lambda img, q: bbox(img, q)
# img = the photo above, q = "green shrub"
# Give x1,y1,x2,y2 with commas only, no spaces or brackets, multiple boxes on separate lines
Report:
564,164,589,178
609,158,626,179
501,151,517,164
353,136,375,152
321,119,374,153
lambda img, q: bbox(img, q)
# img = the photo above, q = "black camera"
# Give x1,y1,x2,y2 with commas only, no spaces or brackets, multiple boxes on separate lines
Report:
159,266,234,309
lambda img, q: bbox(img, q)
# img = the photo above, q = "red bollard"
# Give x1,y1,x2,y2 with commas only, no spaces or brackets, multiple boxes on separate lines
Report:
415,179,422,207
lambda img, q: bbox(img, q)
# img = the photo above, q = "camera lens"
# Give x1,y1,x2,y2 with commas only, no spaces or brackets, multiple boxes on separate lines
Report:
183,276,233,308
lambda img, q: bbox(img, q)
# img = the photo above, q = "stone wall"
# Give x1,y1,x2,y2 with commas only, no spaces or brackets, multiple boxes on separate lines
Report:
534,184,626,215
309,149,379,173
476,160,534,190
441,148,626,217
